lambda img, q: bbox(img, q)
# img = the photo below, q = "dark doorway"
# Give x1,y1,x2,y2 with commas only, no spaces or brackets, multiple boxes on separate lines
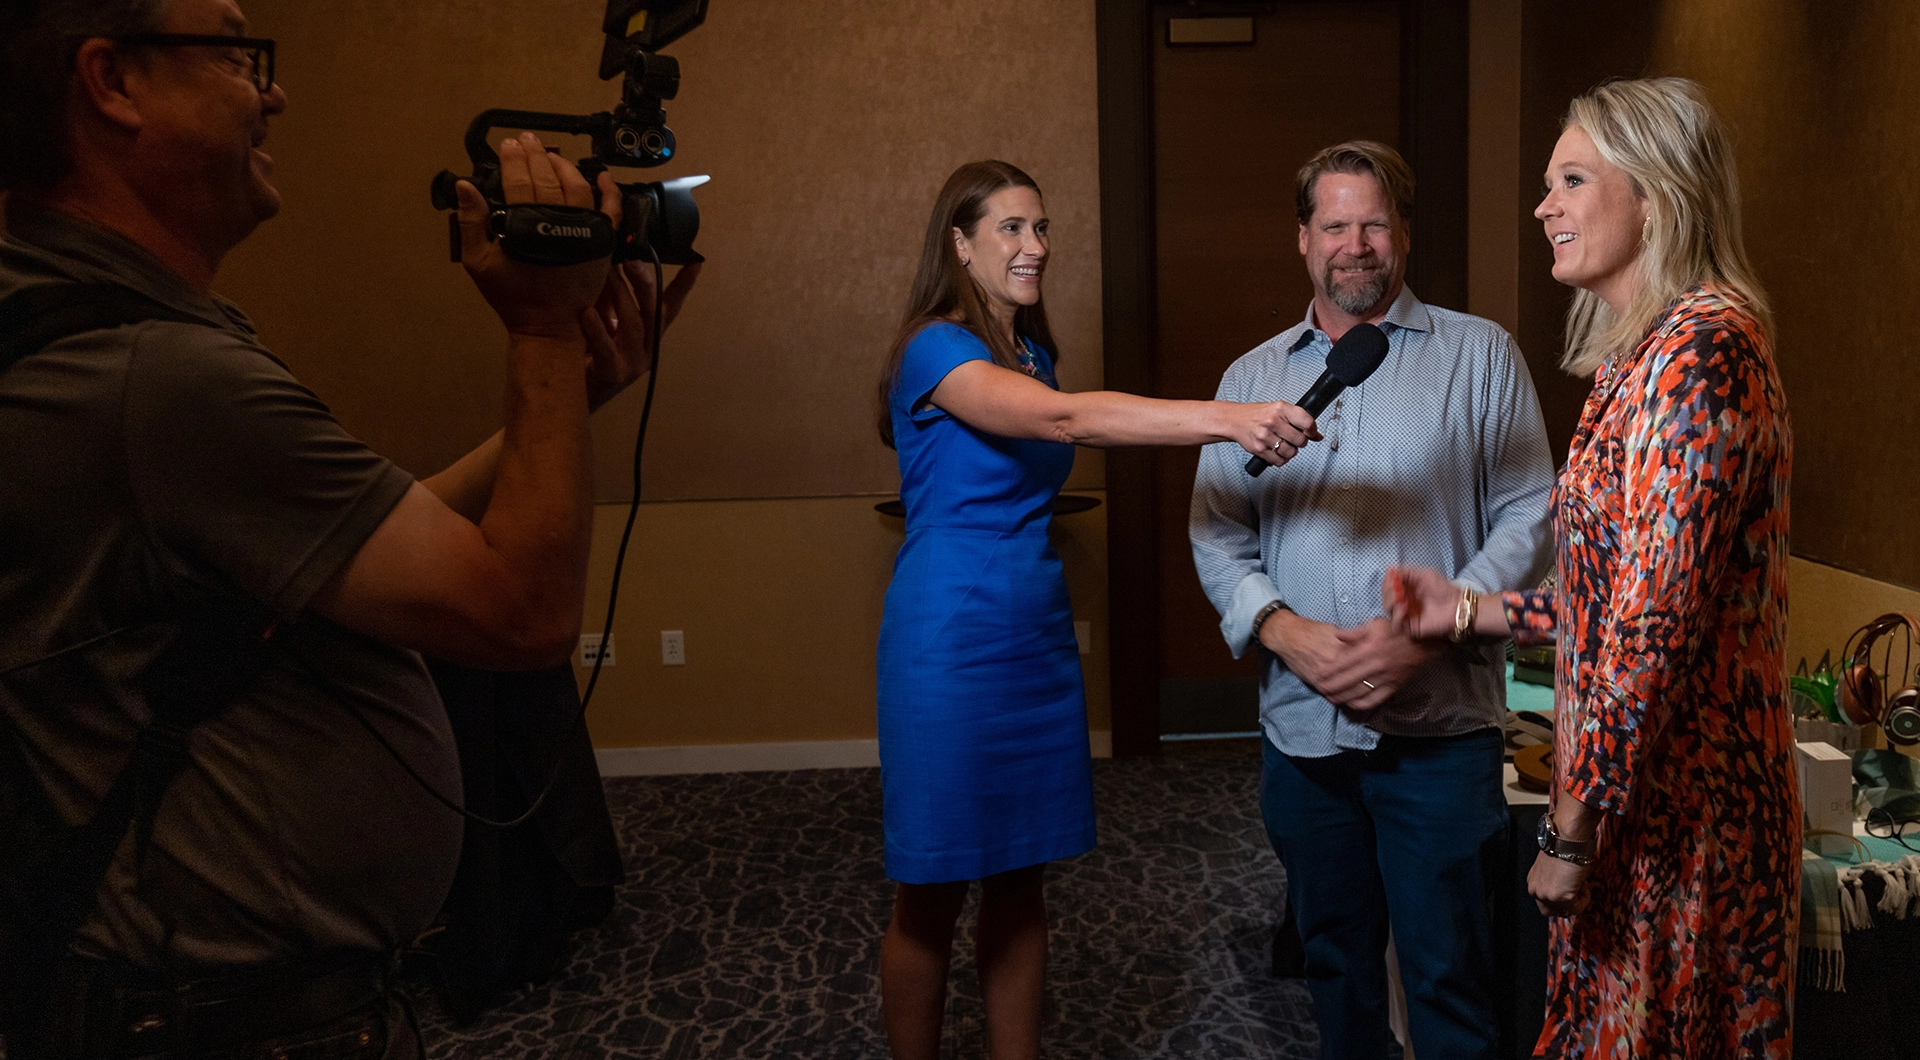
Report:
1098,0,1470,754
1151,3,1405,737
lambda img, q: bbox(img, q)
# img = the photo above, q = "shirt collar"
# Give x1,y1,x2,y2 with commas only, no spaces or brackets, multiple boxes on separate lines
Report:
2,197,248,332
1287,285,1432,352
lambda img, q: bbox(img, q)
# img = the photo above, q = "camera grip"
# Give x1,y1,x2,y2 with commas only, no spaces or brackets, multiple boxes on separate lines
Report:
487,204,616,266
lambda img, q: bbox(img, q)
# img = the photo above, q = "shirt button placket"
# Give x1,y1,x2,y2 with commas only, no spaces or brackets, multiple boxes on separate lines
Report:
1337,392,1356,622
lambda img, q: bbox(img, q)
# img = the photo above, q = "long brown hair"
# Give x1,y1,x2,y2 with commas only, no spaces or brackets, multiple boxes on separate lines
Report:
876,160,1060,448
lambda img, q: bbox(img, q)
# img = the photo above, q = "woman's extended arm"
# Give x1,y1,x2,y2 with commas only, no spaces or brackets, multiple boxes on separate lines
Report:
1382,566,1518,639
928,358,1318,463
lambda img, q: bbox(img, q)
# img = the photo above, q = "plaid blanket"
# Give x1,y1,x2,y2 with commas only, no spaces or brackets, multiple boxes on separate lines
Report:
1804,851,1920,992
1800,850,1845,991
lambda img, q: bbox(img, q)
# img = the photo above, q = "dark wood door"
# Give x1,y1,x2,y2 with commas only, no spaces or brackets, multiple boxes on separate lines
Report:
1150,3,1404,735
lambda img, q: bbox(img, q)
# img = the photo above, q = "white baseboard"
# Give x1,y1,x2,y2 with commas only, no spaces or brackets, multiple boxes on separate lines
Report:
595,740,878,776
595,730,1115,777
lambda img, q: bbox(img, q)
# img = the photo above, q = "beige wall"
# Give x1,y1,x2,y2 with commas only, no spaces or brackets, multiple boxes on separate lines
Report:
573,493,1110,749
1644,0,1920,587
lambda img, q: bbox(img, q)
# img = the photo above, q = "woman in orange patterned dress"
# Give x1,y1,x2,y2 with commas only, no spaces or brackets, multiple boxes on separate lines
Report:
1386,78,1797,1058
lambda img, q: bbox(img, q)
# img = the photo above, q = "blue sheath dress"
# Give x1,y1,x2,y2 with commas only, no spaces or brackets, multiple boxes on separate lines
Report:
877,322,1096,884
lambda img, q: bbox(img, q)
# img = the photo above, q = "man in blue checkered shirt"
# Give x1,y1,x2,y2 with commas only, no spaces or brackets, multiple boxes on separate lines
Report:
1190,141,1553,1060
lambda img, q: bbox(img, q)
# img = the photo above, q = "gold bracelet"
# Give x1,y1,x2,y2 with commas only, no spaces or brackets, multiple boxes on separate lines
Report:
1450,586,1479,643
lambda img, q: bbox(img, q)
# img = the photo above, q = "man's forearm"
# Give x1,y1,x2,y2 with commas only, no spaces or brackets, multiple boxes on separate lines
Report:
422,331,588,526
477,332,595,634
424,430,504,523
1260,607,1314,660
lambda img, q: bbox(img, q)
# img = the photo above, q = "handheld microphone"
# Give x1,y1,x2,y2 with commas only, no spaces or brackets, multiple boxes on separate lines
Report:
1245,322,1391,477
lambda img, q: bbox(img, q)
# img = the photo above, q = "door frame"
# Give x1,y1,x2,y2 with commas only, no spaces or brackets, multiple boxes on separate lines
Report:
1097,0,1471,757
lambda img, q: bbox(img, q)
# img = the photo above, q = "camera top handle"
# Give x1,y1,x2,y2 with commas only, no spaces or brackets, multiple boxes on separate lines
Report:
428,108,707,268
428,105,670,216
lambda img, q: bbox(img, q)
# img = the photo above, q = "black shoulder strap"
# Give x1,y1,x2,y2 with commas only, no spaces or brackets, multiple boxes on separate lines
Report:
0,283,206,374
0,283,273,1053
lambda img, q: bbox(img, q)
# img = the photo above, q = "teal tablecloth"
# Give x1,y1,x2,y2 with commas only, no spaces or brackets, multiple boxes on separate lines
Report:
1827,833,1914,865
1504,664,1554,715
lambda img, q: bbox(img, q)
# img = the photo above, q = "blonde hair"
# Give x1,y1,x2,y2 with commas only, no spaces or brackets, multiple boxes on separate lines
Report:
1557,77,1771,376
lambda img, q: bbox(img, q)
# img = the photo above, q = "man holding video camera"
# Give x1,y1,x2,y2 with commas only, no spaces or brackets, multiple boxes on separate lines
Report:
0,0,691,1055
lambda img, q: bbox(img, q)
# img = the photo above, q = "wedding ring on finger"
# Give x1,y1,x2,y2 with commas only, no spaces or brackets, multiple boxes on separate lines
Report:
1361,679,1377,690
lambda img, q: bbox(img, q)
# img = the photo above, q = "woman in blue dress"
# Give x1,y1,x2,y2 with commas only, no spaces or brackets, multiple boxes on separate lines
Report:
874,160,1318,1059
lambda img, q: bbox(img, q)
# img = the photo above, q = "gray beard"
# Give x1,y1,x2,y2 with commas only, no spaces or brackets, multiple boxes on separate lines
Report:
1326,266,1390,316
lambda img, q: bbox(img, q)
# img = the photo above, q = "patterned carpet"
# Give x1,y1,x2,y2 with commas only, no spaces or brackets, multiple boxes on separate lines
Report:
405,743,1321,1059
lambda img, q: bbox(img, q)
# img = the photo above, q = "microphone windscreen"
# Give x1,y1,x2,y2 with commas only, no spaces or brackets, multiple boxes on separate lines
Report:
1326,323,1391,387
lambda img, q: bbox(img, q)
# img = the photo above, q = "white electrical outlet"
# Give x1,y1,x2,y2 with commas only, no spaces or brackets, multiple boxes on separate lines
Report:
579,633,615,667
661,630,686,666
1074,621,1091,655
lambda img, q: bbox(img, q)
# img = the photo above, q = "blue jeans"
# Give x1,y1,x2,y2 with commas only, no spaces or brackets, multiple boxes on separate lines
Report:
1260,729,1506,1060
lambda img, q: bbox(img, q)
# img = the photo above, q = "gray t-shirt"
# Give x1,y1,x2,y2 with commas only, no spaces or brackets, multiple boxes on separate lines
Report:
0,200,464,968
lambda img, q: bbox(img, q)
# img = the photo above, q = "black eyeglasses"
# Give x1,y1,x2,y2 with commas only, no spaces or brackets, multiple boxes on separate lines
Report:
117,33,275,93
1865,807,1920,852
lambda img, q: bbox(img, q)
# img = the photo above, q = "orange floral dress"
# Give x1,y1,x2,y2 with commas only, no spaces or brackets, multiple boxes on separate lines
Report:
1502,286,1797,1058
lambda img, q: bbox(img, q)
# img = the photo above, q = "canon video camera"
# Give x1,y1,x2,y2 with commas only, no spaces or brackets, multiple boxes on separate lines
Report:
430,0,709,267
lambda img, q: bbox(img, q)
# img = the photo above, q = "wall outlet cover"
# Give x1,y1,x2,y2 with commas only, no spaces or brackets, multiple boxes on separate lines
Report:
580,633,615,667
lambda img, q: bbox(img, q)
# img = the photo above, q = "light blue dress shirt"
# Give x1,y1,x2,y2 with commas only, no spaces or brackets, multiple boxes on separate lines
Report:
1189,287,1555,757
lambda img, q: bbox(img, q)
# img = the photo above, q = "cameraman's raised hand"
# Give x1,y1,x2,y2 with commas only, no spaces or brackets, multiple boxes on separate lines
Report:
582,260,702,411
313,137,638,670
453,132,620,338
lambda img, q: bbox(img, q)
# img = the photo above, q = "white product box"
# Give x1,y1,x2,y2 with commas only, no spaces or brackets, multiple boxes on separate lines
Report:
1798,741,1855,857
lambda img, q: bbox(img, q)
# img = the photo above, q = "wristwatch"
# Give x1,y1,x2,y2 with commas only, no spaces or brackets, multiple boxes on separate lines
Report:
1536,813,1594,866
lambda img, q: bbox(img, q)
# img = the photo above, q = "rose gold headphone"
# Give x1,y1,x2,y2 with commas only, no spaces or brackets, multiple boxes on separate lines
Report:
1841,613,1920,746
